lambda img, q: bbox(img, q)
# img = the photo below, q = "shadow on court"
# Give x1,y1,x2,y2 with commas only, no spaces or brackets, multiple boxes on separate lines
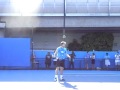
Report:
60,81,78,90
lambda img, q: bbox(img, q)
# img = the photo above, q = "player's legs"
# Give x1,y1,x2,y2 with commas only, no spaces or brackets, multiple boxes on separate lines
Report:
59,60,65,80
55,67,59,75
60,66,64,80
54,60,65,81
54,67,59,81
54,59,60,81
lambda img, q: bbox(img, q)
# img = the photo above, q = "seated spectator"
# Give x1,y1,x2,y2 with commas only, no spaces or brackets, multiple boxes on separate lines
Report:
45,52,52,69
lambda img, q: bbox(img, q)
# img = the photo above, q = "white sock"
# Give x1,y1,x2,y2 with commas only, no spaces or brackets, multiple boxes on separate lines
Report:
55,75,58,77
55,75,59,82
55,75,58,80
60,75,63,79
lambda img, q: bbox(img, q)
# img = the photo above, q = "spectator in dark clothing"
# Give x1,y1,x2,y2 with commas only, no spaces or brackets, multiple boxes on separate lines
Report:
45,52,52,69
69,51,76,69
90,53,96,70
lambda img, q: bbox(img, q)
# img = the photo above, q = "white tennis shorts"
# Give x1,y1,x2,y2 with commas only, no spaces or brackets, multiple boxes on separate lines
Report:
105,60,110,66
115,59,120,65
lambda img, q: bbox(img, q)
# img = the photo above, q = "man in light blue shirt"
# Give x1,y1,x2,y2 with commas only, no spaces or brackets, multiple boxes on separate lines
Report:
54,41,70,82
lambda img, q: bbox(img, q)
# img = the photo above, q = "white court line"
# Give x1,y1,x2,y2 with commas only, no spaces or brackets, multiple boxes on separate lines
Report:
64,73,120,76
65,73,119,75
64,74,120,77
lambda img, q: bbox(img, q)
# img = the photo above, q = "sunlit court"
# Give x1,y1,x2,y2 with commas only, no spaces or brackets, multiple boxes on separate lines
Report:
0,0,120,90
0,70,120,90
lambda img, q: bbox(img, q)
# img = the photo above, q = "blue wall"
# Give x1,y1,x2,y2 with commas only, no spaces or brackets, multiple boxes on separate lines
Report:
0,38,30,67
34,50,117,69
0,38,117,69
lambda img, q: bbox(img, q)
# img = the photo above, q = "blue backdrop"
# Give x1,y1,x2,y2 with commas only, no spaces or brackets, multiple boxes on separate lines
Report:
34,50,118,69
0,38,118,69
0,38,30,67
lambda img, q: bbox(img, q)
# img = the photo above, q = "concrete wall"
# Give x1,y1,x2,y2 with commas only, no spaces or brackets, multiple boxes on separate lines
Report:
1,16,120,28
66,17,120,27
33,30,84,50
0,29,5,37
4,27,120,50
33,30,120,51
113,33,120,51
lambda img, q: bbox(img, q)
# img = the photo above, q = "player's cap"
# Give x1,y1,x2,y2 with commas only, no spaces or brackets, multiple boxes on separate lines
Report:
61,41,66,45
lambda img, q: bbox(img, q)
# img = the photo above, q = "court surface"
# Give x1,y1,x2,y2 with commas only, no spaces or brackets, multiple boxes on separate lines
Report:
0,70,120,90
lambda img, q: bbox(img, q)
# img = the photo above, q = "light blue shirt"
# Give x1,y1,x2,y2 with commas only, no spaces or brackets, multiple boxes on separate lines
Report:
56,46,67,60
